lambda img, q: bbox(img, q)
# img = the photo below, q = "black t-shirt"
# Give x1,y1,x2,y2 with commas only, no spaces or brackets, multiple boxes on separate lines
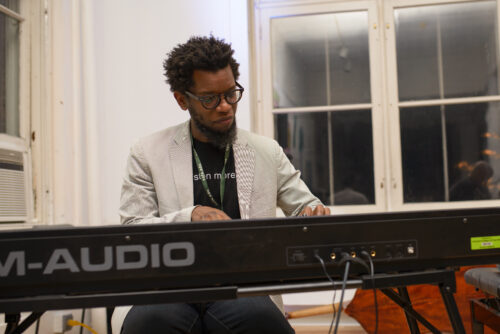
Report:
192,138,240,219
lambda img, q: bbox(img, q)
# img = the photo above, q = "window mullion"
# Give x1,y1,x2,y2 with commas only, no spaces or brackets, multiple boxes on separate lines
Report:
0,5,24,22
399,95,500,107
272,103,373,113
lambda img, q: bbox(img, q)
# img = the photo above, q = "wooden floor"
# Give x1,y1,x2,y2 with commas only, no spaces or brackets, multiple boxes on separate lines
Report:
293,325,366,333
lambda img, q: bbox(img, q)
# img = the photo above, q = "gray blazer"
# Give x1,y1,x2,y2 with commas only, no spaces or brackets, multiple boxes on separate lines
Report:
120,121,321,224
114,121,323,328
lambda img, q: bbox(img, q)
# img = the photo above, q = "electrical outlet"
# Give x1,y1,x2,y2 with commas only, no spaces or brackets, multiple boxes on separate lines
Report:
53,312,73,333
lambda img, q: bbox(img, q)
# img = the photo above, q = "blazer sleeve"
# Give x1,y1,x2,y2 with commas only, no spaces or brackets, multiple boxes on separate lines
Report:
274,140,323,216
119,141,196,224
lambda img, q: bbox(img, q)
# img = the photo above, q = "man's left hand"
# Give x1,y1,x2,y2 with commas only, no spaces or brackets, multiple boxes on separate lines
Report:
299,204,330,216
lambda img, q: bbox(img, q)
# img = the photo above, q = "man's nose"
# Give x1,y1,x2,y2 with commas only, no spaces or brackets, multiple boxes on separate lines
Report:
215,96,232,112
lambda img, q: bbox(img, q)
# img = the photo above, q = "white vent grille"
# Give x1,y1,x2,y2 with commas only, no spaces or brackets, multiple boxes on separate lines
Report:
0,148,26,221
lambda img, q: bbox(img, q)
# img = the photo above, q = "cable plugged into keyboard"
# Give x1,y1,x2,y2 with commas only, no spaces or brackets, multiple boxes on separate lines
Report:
287,240,417,266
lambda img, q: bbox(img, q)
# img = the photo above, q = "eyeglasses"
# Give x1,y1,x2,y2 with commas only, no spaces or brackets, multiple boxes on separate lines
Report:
185,82,244,110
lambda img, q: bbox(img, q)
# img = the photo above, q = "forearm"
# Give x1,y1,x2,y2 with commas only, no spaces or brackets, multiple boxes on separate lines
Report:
120,206,197,225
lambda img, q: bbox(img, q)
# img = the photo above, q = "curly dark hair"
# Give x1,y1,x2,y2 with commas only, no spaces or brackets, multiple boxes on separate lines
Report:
163,36,240,93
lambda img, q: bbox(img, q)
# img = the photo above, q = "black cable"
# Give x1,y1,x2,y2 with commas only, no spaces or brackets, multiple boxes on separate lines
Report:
314,254,338,332
80,309,86,334
35,318,40,334
332,253,351,334
338,254,370,272
361,251,379,334
315,252,374,334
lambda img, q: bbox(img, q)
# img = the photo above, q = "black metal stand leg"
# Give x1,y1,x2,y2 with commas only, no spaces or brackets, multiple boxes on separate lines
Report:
439,285,465,334
106,307,115,334
469,300,484,334
398,287,421,334
5,314,20,334
471,319,484,334
381,288,441,334
4,312,44,334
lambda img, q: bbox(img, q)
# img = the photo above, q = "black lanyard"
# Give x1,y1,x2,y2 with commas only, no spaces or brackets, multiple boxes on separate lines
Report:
191,133,230,210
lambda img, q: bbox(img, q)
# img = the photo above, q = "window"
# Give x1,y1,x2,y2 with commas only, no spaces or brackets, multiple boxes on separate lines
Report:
253,0,500,212
0,0,20,137
0,0,31,223
393,1,500,205
271,9,376,207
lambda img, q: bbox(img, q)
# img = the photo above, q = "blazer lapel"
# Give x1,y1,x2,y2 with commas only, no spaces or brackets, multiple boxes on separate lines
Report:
233,131,255,219
169,122,194,209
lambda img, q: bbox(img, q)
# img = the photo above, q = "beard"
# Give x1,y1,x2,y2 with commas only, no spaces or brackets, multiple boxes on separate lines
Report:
188,106,237,149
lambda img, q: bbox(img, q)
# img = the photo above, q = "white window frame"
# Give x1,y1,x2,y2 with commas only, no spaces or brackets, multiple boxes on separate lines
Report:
0,4,28,150
0,1,33,225
252,0,388,214
384,0,500,211
0,0,53,226
29,0,53,225
252,0,500,213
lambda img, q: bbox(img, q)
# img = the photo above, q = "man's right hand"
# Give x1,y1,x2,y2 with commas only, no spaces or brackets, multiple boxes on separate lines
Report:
191,206,231,221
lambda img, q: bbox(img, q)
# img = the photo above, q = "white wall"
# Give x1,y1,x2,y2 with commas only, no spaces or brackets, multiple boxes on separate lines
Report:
93,0,251,226
51,0,251,227
42,1,251,332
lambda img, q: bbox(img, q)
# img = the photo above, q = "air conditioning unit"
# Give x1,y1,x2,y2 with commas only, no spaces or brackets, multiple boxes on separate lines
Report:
0,147,28,222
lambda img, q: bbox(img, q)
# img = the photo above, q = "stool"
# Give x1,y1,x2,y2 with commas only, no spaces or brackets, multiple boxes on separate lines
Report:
464,267,500,333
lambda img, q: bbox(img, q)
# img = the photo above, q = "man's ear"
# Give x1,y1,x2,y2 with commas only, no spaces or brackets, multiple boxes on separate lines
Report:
174,91,188,110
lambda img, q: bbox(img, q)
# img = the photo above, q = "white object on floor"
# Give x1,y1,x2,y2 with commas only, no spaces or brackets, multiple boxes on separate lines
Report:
283,289,356,306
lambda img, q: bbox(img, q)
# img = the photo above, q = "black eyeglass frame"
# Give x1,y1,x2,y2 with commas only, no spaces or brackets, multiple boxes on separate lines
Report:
184,82,244,110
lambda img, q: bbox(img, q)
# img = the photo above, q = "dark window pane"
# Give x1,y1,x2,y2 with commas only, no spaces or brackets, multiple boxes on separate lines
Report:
401,103,500,203
331,110,374,205
275,110,375,205
446,102,500,201
271,11,371,108
395,1,499,101
400,106,445,202
275,113,330,204
0,0,19,12
0,12,20,136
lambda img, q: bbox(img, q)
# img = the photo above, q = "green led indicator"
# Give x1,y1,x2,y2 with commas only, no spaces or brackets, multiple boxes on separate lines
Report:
470,236,500,250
